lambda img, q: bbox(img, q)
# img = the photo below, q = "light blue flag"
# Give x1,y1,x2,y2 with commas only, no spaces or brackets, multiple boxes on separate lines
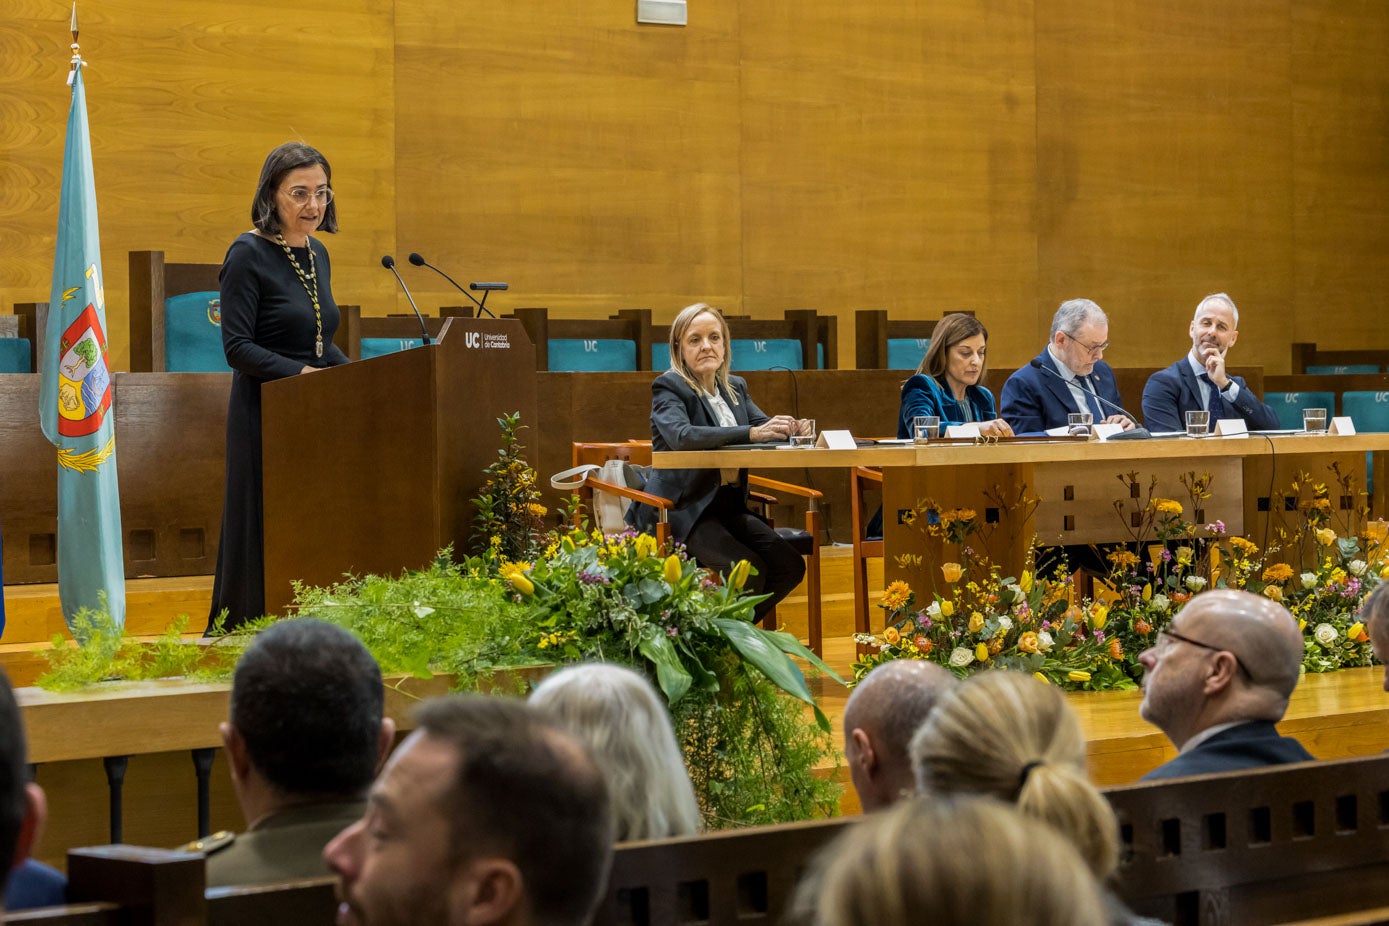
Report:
38,63,125,632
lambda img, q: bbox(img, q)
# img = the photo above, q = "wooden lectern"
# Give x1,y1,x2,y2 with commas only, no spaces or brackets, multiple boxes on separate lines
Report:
260,317,537,615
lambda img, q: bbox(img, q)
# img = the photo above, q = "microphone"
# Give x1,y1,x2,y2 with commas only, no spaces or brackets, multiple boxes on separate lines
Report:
407,252,495,318
469,282,509,291
1027,358,1151,439
380,255,431,347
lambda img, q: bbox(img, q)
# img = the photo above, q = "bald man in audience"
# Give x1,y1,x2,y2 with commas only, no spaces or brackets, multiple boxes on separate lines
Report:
1359,582,1389,692
1138,589,1313,780
1140,293,1278,433
325,694,612,926
190,619,395,886
844,661,957,811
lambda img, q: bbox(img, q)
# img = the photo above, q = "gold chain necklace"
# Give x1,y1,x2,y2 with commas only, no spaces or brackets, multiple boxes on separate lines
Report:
274,233,324,358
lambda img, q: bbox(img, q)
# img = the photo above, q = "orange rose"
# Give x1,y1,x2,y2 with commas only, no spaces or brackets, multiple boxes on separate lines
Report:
884,626,901,645
1018,631,1040,654
941,562,964,583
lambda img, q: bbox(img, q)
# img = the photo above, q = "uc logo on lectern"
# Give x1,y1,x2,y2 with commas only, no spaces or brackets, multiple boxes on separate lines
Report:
465,332,481,348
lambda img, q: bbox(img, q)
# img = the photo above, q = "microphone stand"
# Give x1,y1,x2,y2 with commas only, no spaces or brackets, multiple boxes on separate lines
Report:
380,255,431,347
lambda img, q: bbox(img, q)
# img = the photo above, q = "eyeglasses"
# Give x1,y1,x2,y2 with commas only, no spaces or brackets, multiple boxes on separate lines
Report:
1156,628,1251,680
1061,331,1109,357
280,187,334,206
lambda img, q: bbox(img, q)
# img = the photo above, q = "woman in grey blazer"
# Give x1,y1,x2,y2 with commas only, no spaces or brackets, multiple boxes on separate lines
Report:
628,303,811,622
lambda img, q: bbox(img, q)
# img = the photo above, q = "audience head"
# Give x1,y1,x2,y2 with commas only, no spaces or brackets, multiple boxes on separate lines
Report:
1360,582,1389,692
788,796,1109,926
251,140,338,236
915,313,990,390
1138,589,1303,750
909,669,1118,877
1048,298,1109,376
1189,293,1240,360
325,694,613,926
224,618,391,802
843,660,956,812
530,662,701,840
0,669,45,899
668,302,733,395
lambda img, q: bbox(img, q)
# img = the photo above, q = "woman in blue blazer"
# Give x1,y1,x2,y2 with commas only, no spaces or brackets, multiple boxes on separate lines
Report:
896,314,1014,439
628,303,811,622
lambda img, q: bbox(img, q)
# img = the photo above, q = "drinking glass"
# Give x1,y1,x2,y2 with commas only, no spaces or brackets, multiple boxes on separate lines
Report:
789,419,817,447
1185,410,1210,437
1302,408,1328,433
913,415,940,443
1067,412,1093,436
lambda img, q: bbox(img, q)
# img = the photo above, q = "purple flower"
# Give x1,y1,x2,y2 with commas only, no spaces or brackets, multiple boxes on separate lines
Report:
578,568,610,585
1093,630,1106,643
1161,549,1173,563
1206,520,1227,535
666,625,680,638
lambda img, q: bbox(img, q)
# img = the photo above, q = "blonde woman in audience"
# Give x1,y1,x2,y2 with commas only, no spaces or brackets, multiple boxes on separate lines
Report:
788,796,1109,926
910,670,1164,926
530,662,702,841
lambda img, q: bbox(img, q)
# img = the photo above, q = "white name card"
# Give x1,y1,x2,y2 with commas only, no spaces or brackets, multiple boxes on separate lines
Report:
817,429,857,450
1214,419,1248,437
946,423,981,439
1330,416,1356,435
1093,422,1125,440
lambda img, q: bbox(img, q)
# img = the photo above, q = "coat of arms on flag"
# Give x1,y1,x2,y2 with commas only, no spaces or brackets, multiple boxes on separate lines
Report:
56,300,112,437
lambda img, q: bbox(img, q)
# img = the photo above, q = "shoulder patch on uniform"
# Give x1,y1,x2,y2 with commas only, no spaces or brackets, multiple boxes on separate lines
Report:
181,830,236,855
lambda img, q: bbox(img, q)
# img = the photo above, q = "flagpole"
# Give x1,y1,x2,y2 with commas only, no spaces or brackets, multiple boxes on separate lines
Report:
68,4,82,83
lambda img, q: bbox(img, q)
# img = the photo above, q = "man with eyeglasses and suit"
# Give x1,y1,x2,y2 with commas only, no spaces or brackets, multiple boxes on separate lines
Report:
1138,589,1313,780
1000,298,1137,435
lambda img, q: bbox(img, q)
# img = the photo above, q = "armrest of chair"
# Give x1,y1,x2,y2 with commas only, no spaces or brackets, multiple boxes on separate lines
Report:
748,474,823,502
583,477,671,517
854,466,883,485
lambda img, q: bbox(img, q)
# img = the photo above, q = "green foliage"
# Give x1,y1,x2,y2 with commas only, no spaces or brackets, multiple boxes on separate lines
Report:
470,412,547,562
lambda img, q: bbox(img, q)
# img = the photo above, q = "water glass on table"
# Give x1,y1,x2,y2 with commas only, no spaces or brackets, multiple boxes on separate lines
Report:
1067,412,1093,436
1185,410,1210,437
789,419,817,448
1302,407,1328,433
913,415,941,444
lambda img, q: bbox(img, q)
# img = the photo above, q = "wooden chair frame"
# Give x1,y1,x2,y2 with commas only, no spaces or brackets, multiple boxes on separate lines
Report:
849,466,883,636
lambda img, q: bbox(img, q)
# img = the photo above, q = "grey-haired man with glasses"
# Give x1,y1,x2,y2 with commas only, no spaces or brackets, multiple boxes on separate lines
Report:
1138,589,1313,780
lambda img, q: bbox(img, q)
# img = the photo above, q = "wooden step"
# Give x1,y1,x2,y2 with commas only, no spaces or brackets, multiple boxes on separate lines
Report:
2,576,213,646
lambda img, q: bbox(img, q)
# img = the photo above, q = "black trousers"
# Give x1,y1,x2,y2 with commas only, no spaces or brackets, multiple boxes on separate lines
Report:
682,486,806,622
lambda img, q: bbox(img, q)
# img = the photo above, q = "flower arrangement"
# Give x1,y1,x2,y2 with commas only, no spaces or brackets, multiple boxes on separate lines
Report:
470,412,548,563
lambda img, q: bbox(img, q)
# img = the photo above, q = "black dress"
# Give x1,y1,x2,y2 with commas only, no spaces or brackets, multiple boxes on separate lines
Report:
208,232,349,630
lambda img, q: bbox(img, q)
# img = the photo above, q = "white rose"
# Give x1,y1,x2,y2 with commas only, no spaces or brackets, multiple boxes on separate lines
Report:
948,646,975,667
1349,560,1368,577
998,616,1014,631
1185,576,1208,592
1005,584,1024,604
1037,631,1055,653
1151,594,1171,612
1301,573,1319,590
1314,623,1338,646
925,601,942,619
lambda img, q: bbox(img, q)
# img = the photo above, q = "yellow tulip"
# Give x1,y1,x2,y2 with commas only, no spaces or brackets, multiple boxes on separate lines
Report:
1348,622,1366,641
939,599,955,618
1033,671,1050,684
975,643,990,663
1298,617,1307,631
1142,583,1153,602
560,535,576,555
1090,605,1109,631
508,572,535,596
1019,571,1034,594
726,558,750,590
664,555,684,586
941,562,964,583
1067,670,1091,683
1316,527,1337,547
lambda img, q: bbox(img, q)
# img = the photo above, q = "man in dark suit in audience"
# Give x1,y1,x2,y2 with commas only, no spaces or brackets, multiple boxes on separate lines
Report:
190,619,395,887
843,660,956,812
1140,293,1278,433
1000,298,1136,435
325,694,612,926
1138,589,1313,780
0,669,66,912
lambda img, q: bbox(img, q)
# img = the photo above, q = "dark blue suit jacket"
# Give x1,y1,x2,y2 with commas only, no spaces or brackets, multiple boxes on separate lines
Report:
896,374,997,438
1141,721,1315,781
1141,358,1279,433
627,370,769,543
999,350,1125,435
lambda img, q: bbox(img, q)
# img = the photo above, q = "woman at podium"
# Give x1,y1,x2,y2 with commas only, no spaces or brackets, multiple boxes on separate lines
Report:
628,303,810,623
896,312,1013,438
208,142,350,631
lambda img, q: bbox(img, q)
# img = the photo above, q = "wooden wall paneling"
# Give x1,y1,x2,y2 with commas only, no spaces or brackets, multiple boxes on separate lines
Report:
0,1,398,372
1036,0,1295,373
739,0,1040,372
0,374,58,585
1292,0,1389,355
392,2,744,325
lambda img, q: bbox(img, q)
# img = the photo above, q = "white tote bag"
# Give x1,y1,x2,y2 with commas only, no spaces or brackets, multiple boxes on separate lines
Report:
550,459,633,533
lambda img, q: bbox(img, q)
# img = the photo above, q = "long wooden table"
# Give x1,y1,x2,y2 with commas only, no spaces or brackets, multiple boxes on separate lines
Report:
657,432,1389,599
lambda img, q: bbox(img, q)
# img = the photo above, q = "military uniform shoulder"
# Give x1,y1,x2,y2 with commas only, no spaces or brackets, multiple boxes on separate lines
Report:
180,830,236,855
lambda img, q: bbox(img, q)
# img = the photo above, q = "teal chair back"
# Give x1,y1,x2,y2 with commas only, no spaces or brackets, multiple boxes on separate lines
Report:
1265,391,1335,430
0,339,31,373
887,337,930,371
730,338,803,371
361,338,427,360
1342,391,1389,431
164,291,230,372
1306,364,1381,375
548,338,637,372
